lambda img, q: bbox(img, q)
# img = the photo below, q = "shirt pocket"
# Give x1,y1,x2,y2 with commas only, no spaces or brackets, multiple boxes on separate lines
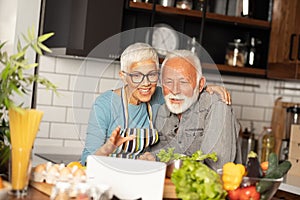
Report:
185,128,204,137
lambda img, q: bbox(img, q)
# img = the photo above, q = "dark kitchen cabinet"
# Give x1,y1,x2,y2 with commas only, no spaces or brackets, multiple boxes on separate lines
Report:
267,0,300,80
42,0,275,78
42,0,124,59
122,0,272,77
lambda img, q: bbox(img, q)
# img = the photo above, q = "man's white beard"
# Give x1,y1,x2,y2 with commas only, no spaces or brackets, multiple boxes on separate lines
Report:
164,87,200,114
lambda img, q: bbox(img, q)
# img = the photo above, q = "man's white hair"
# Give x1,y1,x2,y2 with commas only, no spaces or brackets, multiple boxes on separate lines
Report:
161,50,202,82
120,43,159,71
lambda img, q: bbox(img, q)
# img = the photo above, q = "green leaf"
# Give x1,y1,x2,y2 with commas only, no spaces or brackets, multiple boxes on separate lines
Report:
38,42,52,53
38,32,54,42
32,43,42,55
28,26,35,41
21,33,30,43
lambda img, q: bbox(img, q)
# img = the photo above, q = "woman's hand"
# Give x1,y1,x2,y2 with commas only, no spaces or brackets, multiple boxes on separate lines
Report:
206,84,231,105
109,126,135,147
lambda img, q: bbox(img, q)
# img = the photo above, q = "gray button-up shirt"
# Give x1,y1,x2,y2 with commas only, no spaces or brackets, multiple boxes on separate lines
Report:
151,91,242,170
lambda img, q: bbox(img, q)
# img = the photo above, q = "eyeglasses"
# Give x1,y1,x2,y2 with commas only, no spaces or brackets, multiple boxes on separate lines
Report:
122,70,160,84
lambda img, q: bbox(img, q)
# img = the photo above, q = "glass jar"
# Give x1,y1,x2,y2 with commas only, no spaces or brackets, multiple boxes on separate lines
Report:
225,39,247,67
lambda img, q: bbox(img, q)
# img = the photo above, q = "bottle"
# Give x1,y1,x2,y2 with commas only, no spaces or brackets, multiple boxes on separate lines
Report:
260,127,275,163
247,37,256,67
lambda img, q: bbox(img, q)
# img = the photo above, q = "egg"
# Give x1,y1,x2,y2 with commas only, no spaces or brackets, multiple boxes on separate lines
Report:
34,164,46,173
31,163,47,182
45,165,60,184
59,167,72,181
73,168,87,182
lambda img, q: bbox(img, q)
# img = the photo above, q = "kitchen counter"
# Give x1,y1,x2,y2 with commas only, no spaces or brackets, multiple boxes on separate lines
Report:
4,181,299,200
278,174,300,195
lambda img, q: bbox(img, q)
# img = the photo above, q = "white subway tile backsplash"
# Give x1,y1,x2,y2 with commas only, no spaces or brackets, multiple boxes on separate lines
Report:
34,138,64,147
291,97,300,103
38,122,50,138
264,108,273,121
64,140,85,149
255,93,276,107
66,107,90,124
242,107,264,121
231,91,254,106
80,124,88,141
39,55,56,72
39,72,70,90
50,123,80,139
244,78,268,93
37,89,53,105
69,75,99,92
98,78,121,92
83,93,98,108
85,59,116,78
37,105,66,122
231,105,242,119
56,57,86,75
53,91,83,107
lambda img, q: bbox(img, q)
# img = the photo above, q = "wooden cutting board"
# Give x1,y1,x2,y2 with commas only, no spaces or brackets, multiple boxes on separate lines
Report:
30,181,53,196
30,178,177,199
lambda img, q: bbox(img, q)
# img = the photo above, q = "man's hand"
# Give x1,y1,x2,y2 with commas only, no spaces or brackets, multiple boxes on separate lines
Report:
109,126,136,147
206,85,231,105
138,152,156,161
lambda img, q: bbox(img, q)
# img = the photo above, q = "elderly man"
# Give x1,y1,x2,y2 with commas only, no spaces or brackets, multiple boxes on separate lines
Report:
150,50,241,170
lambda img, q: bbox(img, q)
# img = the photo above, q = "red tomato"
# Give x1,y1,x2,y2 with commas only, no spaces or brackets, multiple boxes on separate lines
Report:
239,186,260,200
228,188,241,200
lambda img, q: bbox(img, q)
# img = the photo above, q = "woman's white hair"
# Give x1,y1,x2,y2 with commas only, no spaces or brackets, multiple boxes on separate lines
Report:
120,43,159,71
161,50,202,82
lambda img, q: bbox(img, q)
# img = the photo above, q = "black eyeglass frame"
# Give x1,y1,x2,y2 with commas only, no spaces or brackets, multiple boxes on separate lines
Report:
122,70,160,84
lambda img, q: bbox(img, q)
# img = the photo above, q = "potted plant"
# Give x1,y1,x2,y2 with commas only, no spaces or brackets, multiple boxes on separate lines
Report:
0,27,57,177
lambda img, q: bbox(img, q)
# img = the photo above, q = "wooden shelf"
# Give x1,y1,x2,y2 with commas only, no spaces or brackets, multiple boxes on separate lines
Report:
203,63,267,76
129,1,271,29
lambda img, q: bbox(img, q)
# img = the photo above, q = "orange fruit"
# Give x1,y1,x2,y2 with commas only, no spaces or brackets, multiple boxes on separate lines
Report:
67,161,83,169
260,161,268,171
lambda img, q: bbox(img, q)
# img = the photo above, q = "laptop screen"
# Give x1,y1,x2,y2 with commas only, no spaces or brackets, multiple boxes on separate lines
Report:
86,155,166,200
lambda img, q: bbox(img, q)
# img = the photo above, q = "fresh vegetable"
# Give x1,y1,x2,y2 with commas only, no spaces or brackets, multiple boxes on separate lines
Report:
227,188,240,200
265,153,277,175
260,161,268,172
156,148,185,163
222,162,246,191
256,154,292,195
246,151,263,178
156,148,217,163
239,186,260,200
228,186,260,200
171,159,227,200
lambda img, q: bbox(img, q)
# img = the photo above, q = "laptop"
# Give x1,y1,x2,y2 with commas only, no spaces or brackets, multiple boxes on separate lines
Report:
86,155,167,200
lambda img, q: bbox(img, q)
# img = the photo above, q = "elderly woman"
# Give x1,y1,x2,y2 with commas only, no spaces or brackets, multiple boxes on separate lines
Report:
81,43,230,164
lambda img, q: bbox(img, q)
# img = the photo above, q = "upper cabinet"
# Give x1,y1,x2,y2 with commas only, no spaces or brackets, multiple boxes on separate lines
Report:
42,0,124,59
267,0,300,80
122,0,272,77
44,0,300,79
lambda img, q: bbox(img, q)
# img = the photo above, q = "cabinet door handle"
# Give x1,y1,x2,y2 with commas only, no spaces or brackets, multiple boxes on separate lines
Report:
289,34,296,61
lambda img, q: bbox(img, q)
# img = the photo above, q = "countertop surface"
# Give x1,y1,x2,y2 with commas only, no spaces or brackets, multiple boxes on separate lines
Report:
279,174,300,195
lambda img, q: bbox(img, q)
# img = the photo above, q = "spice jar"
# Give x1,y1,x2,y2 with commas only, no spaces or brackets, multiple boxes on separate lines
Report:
225,39,247,67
